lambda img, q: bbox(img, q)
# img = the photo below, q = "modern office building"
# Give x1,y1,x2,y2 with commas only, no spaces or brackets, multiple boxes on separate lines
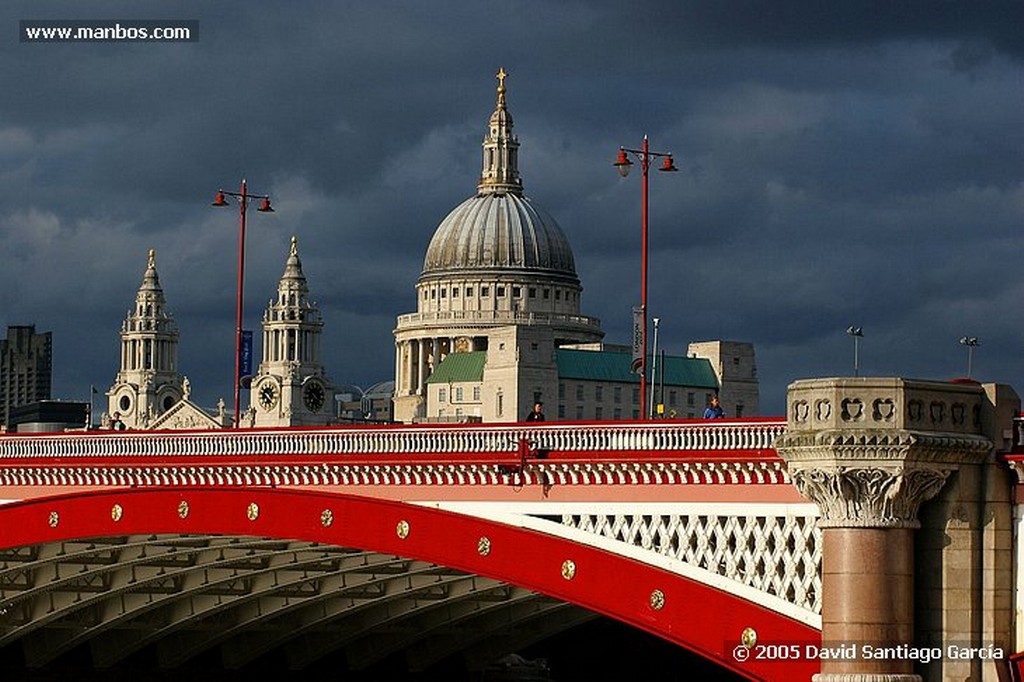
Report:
7,400,88,433
0,325,53,427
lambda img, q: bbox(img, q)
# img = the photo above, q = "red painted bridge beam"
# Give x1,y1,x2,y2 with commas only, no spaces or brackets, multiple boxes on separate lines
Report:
0,488,819,681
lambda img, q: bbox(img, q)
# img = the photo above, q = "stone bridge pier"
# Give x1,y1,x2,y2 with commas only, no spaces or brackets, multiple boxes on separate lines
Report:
775,377,1019,682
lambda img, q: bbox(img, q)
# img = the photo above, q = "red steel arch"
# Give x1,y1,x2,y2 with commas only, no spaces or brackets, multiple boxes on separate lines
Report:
0,487,819,681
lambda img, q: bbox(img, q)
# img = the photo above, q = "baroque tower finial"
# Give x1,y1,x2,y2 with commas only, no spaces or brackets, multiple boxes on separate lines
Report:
290,235,298,257
496,67,507,109
148,248,156,269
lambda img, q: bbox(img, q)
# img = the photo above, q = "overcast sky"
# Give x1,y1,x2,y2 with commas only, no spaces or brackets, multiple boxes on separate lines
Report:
2,1,1022,416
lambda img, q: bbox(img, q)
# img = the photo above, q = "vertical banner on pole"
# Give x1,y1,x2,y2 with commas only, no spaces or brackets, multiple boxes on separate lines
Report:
240,330,253,380
631,306,644,374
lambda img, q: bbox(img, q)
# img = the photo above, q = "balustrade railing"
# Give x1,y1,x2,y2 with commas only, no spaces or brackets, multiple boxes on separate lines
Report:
395,310,603,330
0,420,786,463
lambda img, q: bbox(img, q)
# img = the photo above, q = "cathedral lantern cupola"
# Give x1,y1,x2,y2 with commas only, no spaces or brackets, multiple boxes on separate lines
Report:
477,67,522,196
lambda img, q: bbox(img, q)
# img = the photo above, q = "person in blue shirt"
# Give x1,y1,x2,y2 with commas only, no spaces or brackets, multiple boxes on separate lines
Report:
703,395,725,419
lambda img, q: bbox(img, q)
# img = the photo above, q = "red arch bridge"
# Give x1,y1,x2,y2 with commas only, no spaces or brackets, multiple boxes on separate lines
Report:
0,419,846,680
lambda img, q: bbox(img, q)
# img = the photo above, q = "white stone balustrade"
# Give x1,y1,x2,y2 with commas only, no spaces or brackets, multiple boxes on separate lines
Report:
0,419,786,461
394,310,603,332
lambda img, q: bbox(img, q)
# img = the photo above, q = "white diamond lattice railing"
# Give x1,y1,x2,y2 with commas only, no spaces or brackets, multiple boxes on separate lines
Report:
561,510,821,617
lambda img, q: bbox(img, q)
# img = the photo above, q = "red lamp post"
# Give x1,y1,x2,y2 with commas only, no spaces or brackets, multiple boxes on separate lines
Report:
614,136,677,418
212,180,274,427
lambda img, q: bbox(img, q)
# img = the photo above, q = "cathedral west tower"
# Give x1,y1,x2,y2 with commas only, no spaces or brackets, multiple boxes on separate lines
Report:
249,237,334,427
108,250,183,428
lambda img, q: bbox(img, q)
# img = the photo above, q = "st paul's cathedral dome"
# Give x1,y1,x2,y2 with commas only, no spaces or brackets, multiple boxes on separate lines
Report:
393,69,603,423
421,71,578,283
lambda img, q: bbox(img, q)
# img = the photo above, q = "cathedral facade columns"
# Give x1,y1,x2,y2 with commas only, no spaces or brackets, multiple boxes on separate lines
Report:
396,337,423,397
775,378,1013,682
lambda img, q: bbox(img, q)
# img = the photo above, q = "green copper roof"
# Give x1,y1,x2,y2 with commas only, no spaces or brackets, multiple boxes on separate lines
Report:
425,352,486,384
424,349,718,388
556,349,718,388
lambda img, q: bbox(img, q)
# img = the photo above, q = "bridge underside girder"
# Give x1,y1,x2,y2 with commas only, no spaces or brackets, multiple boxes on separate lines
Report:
0,534,595,673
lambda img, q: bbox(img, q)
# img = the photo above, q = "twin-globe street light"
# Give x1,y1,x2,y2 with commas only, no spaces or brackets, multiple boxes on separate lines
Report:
614,136,677,418
846,326,863,377
212,180,274,427
845,328,980,381
959,336,979,379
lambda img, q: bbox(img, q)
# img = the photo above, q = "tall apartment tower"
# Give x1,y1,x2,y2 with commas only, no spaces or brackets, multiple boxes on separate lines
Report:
0,325,53,426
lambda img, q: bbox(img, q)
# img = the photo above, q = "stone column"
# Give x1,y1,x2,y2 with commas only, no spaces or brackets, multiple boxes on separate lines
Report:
407,339,417,395
774,378,993,682
415,339,426,395
394,342,402,395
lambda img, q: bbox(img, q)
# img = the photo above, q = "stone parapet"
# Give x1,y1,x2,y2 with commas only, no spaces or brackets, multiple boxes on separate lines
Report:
776,378,992,529
784,377,987,436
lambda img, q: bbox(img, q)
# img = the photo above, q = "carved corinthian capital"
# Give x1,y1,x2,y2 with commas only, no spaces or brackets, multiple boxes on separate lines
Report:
780,436,956,529
775,378,992,529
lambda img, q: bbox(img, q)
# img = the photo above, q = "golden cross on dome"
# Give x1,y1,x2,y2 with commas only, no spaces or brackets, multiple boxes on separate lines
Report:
496,67,507,88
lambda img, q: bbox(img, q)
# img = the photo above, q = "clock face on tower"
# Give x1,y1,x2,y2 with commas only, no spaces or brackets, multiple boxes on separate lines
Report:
303,380,326,412
258,380,279,411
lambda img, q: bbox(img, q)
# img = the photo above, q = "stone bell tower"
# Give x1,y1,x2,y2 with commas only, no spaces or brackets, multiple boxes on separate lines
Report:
249,237,334,427
108,249,183,428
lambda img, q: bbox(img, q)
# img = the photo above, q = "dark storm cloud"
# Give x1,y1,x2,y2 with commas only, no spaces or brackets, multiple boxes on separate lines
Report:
0,0,1021,415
